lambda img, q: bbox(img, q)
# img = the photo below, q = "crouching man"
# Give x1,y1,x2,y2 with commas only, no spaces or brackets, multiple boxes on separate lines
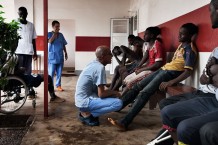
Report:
75,45,123,126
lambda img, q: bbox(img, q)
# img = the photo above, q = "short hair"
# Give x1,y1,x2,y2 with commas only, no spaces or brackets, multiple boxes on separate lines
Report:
18,7,27,14
181,23,198,35
211,0,218,9
52,20,60,27
133,36,144,47
128,34,135,39
145,26,161,37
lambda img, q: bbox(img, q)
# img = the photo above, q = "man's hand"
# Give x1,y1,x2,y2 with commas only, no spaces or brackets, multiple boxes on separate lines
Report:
135,68,142,75
65,52,68,60
114,91,121,98
159,81,174,91
200,70,210,84
33,53,37,61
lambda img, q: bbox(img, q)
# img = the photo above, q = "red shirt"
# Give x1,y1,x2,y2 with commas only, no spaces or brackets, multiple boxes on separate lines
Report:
143,40,164,70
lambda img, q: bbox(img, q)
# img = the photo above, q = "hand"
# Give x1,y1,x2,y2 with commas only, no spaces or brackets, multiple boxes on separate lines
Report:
114,91,121,98
53,30,59,38
65,52,68,60
135,69,142,75
33,53,37,61
54,28,60,33
200,70,210,84
159,81,174,92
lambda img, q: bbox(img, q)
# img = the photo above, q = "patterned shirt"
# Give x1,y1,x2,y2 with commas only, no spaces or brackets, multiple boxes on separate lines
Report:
162,43,197,71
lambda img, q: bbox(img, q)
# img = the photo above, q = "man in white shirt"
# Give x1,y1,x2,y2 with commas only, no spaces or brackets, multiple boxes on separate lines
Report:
16,7,37,75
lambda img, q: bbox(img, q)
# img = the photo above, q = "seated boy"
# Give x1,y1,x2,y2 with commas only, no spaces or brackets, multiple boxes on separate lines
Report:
75,46,123,126
123,26,164,90
160,59,218,144
108,23,198,131
109,37,144,91
149,48,218,145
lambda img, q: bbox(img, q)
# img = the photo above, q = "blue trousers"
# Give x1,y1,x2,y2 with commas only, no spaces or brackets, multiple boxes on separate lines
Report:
120,69,181,128
79,97,123,117
48,63,63,87
161,97,218,145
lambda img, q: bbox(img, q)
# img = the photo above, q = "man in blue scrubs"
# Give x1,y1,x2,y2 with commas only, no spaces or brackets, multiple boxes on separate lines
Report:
48,20,68,92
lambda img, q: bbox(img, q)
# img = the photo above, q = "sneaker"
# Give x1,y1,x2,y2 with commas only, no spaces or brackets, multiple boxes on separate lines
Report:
57,86,64,91
78,113,99,126
50,96,65,103
28,88,36,100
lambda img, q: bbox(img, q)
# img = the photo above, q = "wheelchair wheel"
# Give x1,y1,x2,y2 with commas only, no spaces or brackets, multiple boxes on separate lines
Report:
0,76,28,114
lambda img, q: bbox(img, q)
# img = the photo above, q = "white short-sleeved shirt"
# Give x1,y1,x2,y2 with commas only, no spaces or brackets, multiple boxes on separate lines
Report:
16,21,37,55
199,47,218,97
75,60,107,108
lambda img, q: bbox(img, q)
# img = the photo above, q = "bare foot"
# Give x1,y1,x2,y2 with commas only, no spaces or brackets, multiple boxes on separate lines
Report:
108,118,127,131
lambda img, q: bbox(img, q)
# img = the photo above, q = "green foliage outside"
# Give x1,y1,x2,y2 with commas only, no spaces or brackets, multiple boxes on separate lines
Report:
0,4,20,87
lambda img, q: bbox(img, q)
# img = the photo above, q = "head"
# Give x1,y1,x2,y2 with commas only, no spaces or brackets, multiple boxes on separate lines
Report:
52,20,60,32
210,0,218,28
133,36,144,49
144,26,161,42
112,46,122,56
128,34,136,45
178,23,198,43
96,45,113,66
18,7,28,20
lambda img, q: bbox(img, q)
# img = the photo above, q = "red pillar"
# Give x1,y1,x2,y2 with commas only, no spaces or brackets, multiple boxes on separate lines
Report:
43,0,48,117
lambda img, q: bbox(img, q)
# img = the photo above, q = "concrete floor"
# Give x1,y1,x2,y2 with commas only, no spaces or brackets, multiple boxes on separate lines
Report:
12,75,163,145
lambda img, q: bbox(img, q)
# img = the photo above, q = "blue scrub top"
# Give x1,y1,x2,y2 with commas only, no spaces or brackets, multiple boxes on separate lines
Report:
48,32,67,64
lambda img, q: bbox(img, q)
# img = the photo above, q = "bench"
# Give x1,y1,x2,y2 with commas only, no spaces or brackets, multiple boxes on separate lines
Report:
149,83,197,110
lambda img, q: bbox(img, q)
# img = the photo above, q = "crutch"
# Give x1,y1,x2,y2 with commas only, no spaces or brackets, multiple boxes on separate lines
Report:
147,130,171,145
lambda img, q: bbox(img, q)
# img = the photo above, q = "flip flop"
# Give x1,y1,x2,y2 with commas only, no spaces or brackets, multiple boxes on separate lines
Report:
108,118,127,131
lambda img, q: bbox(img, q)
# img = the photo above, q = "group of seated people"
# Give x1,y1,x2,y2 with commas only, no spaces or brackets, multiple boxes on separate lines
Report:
75,0,218,144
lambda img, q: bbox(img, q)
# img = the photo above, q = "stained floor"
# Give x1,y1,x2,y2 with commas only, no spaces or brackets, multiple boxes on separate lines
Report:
5,75,162,145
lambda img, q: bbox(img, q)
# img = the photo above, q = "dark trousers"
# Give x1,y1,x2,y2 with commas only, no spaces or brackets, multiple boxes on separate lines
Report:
161,97,218,145
17,54,32,75
156,90,215,145
159,90,215,110
22,74,56,99
120,69,181,127
200,121,218,145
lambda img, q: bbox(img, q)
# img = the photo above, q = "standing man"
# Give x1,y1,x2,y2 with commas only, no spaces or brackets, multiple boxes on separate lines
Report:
16,7,37,75
48,20,68,92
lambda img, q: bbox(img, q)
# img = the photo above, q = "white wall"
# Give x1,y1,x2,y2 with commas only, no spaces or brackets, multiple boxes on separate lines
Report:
130,0,210,33
14,0,34,23
34,0,131,70
0,0,15,22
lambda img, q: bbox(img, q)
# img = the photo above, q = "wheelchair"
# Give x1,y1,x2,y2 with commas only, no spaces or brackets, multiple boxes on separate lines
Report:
0,75,36,114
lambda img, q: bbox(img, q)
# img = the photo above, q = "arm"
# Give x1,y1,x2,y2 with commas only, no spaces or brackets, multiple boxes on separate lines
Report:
48,32,58,43
32,39,37,60
63,45,68,60
112,51,123,65
200,55,218,84
159,69,192,91
97,85,121,98
136,51,149,68
135,61,162,74
200,70,211,85
120,45,135,62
